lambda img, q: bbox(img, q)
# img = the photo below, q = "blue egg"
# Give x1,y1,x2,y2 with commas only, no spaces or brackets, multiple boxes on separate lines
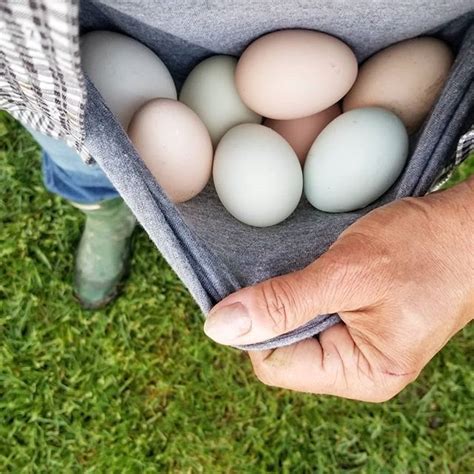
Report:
304,107,408,213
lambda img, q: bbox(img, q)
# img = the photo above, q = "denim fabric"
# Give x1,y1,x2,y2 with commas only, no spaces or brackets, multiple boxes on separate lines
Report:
79,1,474,350
29,128,119,204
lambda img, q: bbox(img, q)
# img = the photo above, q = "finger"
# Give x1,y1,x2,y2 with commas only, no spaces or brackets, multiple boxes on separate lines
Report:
248,338,324,393
204,243,368,346
248,323,397,402
249,324,350,395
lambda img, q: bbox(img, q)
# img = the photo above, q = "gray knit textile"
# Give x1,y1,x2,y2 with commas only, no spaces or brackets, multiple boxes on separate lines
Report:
79,1,474,350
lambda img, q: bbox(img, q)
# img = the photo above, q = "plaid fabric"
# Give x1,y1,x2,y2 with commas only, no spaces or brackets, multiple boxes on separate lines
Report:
456,124,474,165
0,1,472,169
0,0,92,162
429,124,474,192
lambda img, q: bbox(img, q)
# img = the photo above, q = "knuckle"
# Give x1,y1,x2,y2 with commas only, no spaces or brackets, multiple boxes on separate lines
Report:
256,278,299,335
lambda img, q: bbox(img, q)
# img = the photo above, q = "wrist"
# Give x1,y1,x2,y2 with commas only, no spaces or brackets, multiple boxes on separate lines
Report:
429,176,474,324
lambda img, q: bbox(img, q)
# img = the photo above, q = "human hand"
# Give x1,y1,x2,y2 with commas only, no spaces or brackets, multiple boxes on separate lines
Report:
204,177,474,402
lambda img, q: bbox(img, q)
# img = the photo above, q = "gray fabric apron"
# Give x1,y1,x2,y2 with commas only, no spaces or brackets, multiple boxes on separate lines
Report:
38,1,474,349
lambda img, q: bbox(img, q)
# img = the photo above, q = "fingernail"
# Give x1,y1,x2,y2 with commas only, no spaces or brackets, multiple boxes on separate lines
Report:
204,302,252,344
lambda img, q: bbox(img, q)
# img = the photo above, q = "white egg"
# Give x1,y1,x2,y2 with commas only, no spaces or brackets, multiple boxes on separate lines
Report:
304,107,408,212
213,124,303,227
81,31,177,129
180,55,261,146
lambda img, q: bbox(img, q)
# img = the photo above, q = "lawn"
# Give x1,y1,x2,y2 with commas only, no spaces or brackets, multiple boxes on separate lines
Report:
0,110,473,473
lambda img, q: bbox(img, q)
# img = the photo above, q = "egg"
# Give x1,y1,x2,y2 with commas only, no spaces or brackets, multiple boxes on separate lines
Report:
128,99,213,203
213,124,303,227
179,55,261,146
343,37,453,133
81,31,177,129
304,108,408,213
235,30,357,120
264,104,341,165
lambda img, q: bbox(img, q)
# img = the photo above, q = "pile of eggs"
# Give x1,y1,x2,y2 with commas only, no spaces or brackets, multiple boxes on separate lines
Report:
81,30,453,227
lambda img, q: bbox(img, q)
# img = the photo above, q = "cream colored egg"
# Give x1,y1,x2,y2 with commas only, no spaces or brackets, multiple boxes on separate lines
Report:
213,124,303,227
343,37,453,133
180,55,261,146
81,31,177,129
128,99,213,203
264,104,341,164
235,30,357,120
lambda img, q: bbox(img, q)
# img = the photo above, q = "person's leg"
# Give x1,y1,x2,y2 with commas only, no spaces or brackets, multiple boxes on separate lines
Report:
29,129,136,309
30,128,119,204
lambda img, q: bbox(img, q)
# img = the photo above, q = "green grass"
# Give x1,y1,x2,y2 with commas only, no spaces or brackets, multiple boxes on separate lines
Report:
0,110,473,473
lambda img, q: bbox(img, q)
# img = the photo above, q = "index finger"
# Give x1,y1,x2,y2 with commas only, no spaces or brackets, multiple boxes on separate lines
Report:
247,323,390,401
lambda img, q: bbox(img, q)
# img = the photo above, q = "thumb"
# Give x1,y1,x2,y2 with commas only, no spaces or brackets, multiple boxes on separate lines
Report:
204,247,366,346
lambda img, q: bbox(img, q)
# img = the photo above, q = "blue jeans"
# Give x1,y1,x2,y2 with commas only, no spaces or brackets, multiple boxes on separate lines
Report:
29,129,119,204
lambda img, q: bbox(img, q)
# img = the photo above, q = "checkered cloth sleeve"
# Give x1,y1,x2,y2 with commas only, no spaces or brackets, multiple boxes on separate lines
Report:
429,124,474,192
0,0,92,163
456,125,474,165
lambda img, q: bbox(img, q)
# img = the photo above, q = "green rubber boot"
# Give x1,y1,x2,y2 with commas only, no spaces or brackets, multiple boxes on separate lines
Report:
72,198,136,309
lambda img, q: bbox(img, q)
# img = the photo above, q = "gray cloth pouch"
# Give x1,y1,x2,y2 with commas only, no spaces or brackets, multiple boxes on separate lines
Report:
81,8,473,351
